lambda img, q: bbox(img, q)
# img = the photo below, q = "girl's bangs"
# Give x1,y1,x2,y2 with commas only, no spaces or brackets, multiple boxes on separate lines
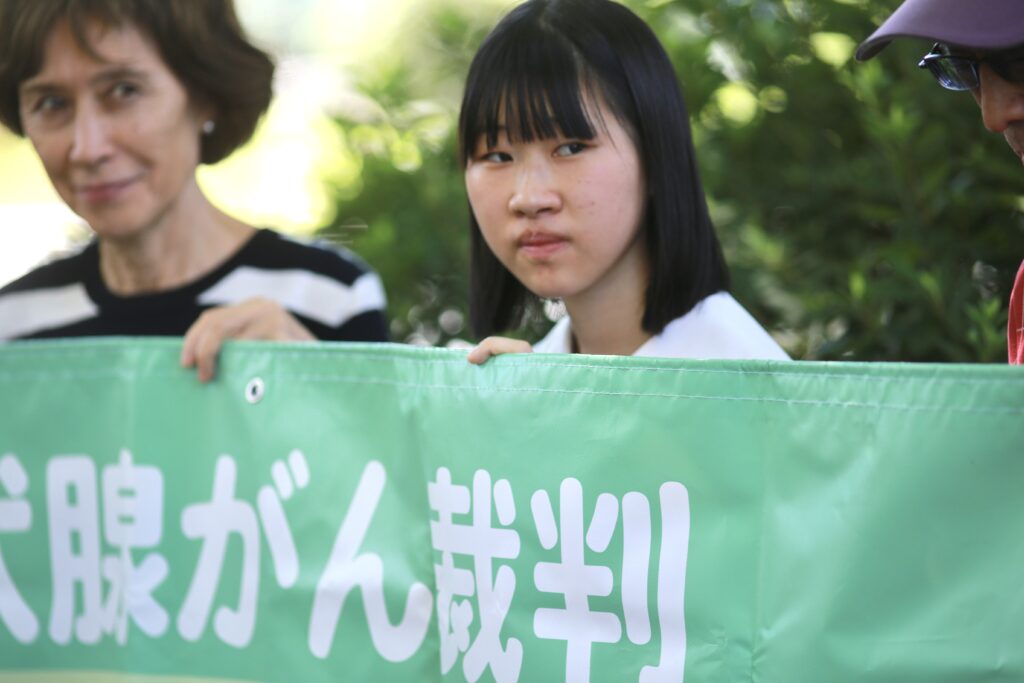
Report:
462,31,601,158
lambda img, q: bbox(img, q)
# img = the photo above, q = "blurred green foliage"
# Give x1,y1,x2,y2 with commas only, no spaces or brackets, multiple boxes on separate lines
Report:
320,0,1023,361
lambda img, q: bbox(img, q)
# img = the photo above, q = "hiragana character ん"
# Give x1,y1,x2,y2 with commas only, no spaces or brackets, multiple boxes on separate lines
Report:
309,460,432,662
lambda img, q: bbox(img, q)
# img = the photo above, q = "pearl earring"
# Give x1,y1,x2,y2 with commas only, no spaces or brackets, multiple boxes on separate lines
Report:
201,120,216,135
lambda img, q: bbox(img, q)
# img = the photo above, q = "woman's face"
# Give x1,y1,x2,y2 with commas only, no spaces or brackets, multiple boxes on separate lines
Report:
17,19,208,241
464,96,648,307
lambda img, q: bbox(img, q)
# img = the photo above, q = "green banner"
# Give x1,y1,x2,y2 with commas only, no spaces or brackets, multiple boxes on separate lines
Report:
0,339,1022,682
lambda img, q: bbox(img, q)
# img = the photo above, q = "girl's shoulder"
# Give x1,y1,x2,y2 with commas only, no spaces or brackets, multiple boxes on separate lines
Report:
637,292,790,361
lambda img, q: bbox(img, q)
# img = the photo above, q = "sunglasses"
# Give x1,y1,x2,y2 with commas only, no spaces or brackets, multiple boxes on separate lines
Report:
918,43,1024,91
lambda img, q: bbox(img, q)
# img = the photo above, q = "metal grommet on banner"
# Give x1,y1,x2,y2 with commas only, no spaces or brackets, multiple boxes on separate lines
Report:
245,377,265,404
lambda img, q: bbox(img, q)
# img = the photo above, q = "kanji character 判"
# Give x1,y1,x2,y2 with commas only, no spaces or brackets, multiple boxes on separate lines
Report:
308,460,432,663
0,453,39,644
428,467,522,683
178,455,260,648
100,449,169,644
531,479,692,683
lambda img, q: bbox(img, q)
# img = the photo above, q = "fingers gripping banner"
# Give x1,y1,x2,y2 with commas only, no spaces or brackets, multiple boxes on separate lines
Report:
0,340,1022,682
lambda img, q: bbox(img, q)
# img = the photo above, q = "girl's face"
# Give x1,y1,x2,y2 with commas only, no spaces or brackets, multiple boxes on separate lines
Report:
465,96,648,307
18,18,208,242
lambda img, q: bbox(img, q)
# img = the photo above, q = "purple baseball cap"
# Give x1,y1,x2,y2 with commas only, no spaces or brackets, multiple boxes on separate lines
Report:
856,0,1024,61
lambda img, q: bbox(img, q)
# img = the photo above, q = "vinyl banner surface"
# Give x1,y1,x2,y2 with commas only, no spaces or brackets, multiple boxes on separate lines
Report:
0,339,1022,683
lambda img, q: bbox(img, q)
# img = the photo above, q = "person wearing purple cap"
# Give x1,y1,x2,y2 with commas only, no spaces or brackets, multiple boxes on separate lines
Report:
856,0,1024,366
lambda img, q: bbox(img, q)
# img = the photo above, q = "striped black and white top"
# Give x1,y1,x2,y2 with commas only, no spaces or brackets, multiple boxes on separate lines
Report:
0,229,388,341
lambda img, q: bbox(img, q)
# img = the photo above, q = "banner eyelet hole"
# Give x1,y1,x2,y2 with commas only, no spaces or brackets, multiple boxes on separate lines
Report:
245,377,265,404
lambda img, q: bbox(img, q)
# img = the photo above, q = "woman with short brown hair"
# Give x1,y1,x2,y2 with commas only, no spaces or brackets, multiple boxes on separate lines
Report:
0,0,388,380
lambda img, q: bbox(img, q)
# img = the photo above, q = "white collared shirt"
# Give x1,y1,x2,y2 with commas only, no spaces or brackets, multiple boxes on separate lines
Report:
533,291,790,360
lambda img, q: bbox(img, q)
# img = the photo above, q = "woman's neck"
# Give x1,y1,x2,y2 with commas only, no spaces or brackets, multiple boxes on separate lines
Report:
98,180,254,295
564,242,651,356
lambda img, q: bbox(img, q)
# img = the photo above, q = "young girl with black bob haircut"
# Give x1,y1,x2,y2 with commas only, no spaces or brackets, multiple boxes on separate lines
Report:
463,0,788,362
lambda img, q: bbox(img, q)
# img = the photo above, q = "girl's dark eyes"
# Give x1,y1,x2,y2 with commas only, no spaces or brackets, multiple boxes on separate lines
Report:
475,140,588,163
480,151,512,163
554,141,587,157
